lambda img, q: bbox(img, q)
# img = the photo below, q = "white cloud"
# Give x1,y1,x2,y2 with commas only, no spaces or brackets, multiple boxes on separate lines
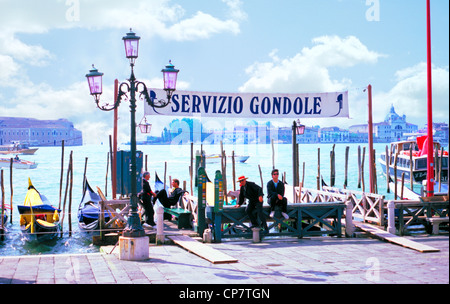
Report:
239,35,384,93
0,55,19,82
0,0,244,143
373,63,449,126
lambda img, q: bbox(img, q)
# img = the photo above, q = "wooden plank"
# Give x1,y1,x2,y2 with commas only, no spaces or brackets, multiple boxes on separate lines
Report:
168,235,238,264
353,222,440,253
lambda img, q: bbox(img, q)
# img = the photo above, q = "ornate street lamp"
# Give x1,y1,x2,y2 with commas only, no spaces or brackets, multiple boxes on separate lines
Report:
86,29,179,237
295,119,305,135
138,116,152,134
162,60,179,102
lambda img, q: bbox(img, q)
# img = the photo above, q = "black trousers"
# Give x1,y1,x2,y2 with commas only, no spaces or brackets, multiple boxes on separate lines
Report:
268,196,288,212
141,199,156,225
246,201,268,230
153,189,176,220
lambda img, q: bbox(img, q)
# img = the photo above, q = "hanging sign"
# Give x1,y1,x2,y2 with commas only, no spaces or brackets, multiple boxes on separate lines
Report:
144,89,348,119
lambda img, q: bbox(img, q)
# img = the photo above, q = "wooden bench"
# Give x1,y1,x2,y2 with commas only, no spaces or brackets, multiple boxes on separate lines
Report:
163,207,192,229
426,217,449,234
394,197,449,235
207,202,346,242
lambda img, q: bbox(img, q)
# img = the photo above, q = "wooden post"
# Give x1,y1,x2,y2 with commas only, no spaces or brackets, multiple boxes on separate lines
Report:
317,148,320,190
361,147,366,192
258,165,263,188
409,145,413,191
394,152,398,199
344,146,349,189
271,139,275,170
367,84,375,193
9,158,13,223
400,173,405,200
99,199,104,240
82,157,88,195
438,147,444,192
61,151,73,237
1,169,4,240
232,151,236,191
190,143,194,195
68,152,73,237
330,144,336,187
164,161,167,189
357,145,362,188
386,145,390,193
59,140,65,210
105,152,109,197
302,162,305,188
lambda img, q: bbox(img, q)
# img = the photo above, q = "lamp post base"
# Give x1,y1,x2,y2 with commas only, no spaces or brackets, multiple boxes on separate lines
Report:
119,236,149,261
122,212,146,238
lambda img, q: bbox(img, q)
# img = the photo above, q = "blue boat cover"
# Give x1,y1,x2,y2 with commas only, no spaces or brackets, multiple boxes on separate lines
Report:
17,204,60,214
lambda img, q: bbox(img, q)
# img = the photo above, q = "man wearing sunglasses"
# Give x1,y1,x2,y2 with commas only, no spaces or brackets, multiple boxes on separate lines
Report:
267,169,289,219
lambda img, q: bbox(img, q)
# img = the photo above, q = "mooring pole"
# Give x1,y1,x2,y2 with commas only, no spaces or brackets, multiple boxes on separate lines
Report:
367,84,375,194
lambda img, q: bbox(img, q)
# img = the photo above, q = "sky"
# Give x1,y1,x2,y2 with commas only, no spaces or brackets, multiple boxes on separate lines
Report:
0,0,449,145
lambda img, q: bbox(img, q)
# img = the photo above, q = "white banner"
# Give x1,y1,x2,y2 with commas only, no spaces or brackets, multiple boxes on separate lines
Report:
144,89,349,119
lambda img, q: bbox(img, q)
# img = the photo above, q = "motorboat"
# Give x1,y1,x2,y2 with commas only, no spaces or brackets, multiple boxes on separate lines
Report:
205,154,249,164
379,136,448,185
0,157,37,169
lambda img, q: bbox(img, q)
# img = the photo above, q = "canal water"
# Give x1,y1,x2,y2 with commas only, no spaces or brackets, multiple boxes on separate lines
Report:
0,142,420,256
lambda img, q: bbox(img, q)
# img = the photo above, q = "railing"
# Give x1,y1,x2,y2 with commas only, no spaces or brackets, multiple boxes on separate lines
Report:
321,186,385,226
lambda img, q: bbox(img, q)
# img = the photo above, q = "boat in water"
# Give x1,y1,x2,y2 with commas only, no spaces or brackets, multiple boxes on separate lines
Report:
17,179,61,242
0,142,38,155
77,179,110,234
0,157,37,169
379,136,448,185
205,154,250,164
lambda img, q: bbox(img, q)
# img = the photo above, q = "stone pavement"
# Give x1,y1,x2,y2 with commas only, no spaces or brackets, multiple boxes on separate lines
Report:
0,233,448,286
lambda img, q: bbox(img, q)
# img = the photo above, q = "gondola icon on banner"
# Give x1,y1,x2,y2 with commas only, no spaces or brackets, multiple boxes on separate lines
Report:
331,94,343,117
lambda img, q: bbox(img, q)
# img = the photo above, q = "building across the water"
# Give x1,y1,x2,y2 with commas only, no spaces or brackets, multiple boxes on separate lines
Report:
0,117,82,146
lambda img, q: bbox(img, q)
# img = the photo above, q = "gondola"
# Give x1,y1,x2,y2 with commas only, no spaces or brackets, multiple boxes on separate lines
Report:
77,179,110,234
18,179,61,242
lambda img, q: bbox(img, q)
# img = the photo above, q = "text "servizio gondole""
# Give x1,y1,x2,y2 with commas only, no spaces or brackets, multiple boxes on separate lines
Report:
171,94,323,115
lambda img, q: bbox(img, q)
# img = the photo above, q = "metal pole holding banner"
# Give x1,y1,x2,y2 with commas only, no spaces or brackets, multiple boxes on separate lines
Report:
425,0,435,197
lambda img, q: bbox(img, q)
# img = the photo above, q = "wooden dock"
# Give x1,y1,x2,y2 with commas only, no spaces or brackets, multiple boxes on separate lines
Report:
168,235,238,264
353,221,440,253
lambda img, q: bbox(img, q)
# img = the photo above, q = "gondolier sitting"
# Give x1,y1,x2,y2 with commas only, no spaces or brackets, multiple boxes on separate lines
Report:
153,179,184,220
267,169,289,219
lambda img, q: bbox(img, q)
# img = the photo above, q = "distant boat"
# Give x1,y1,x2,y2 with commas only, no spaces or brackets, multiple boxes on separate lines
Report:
205,154,250,164
0,157,37,169
0,142,38,155
77,179,110,234
379,136,448,185
17,179,61,242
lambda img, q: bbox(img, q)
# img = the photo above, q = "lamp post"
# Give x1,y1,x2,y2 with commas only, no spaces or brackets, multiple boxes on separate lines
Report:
86,29,179,238
292,120,305,202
